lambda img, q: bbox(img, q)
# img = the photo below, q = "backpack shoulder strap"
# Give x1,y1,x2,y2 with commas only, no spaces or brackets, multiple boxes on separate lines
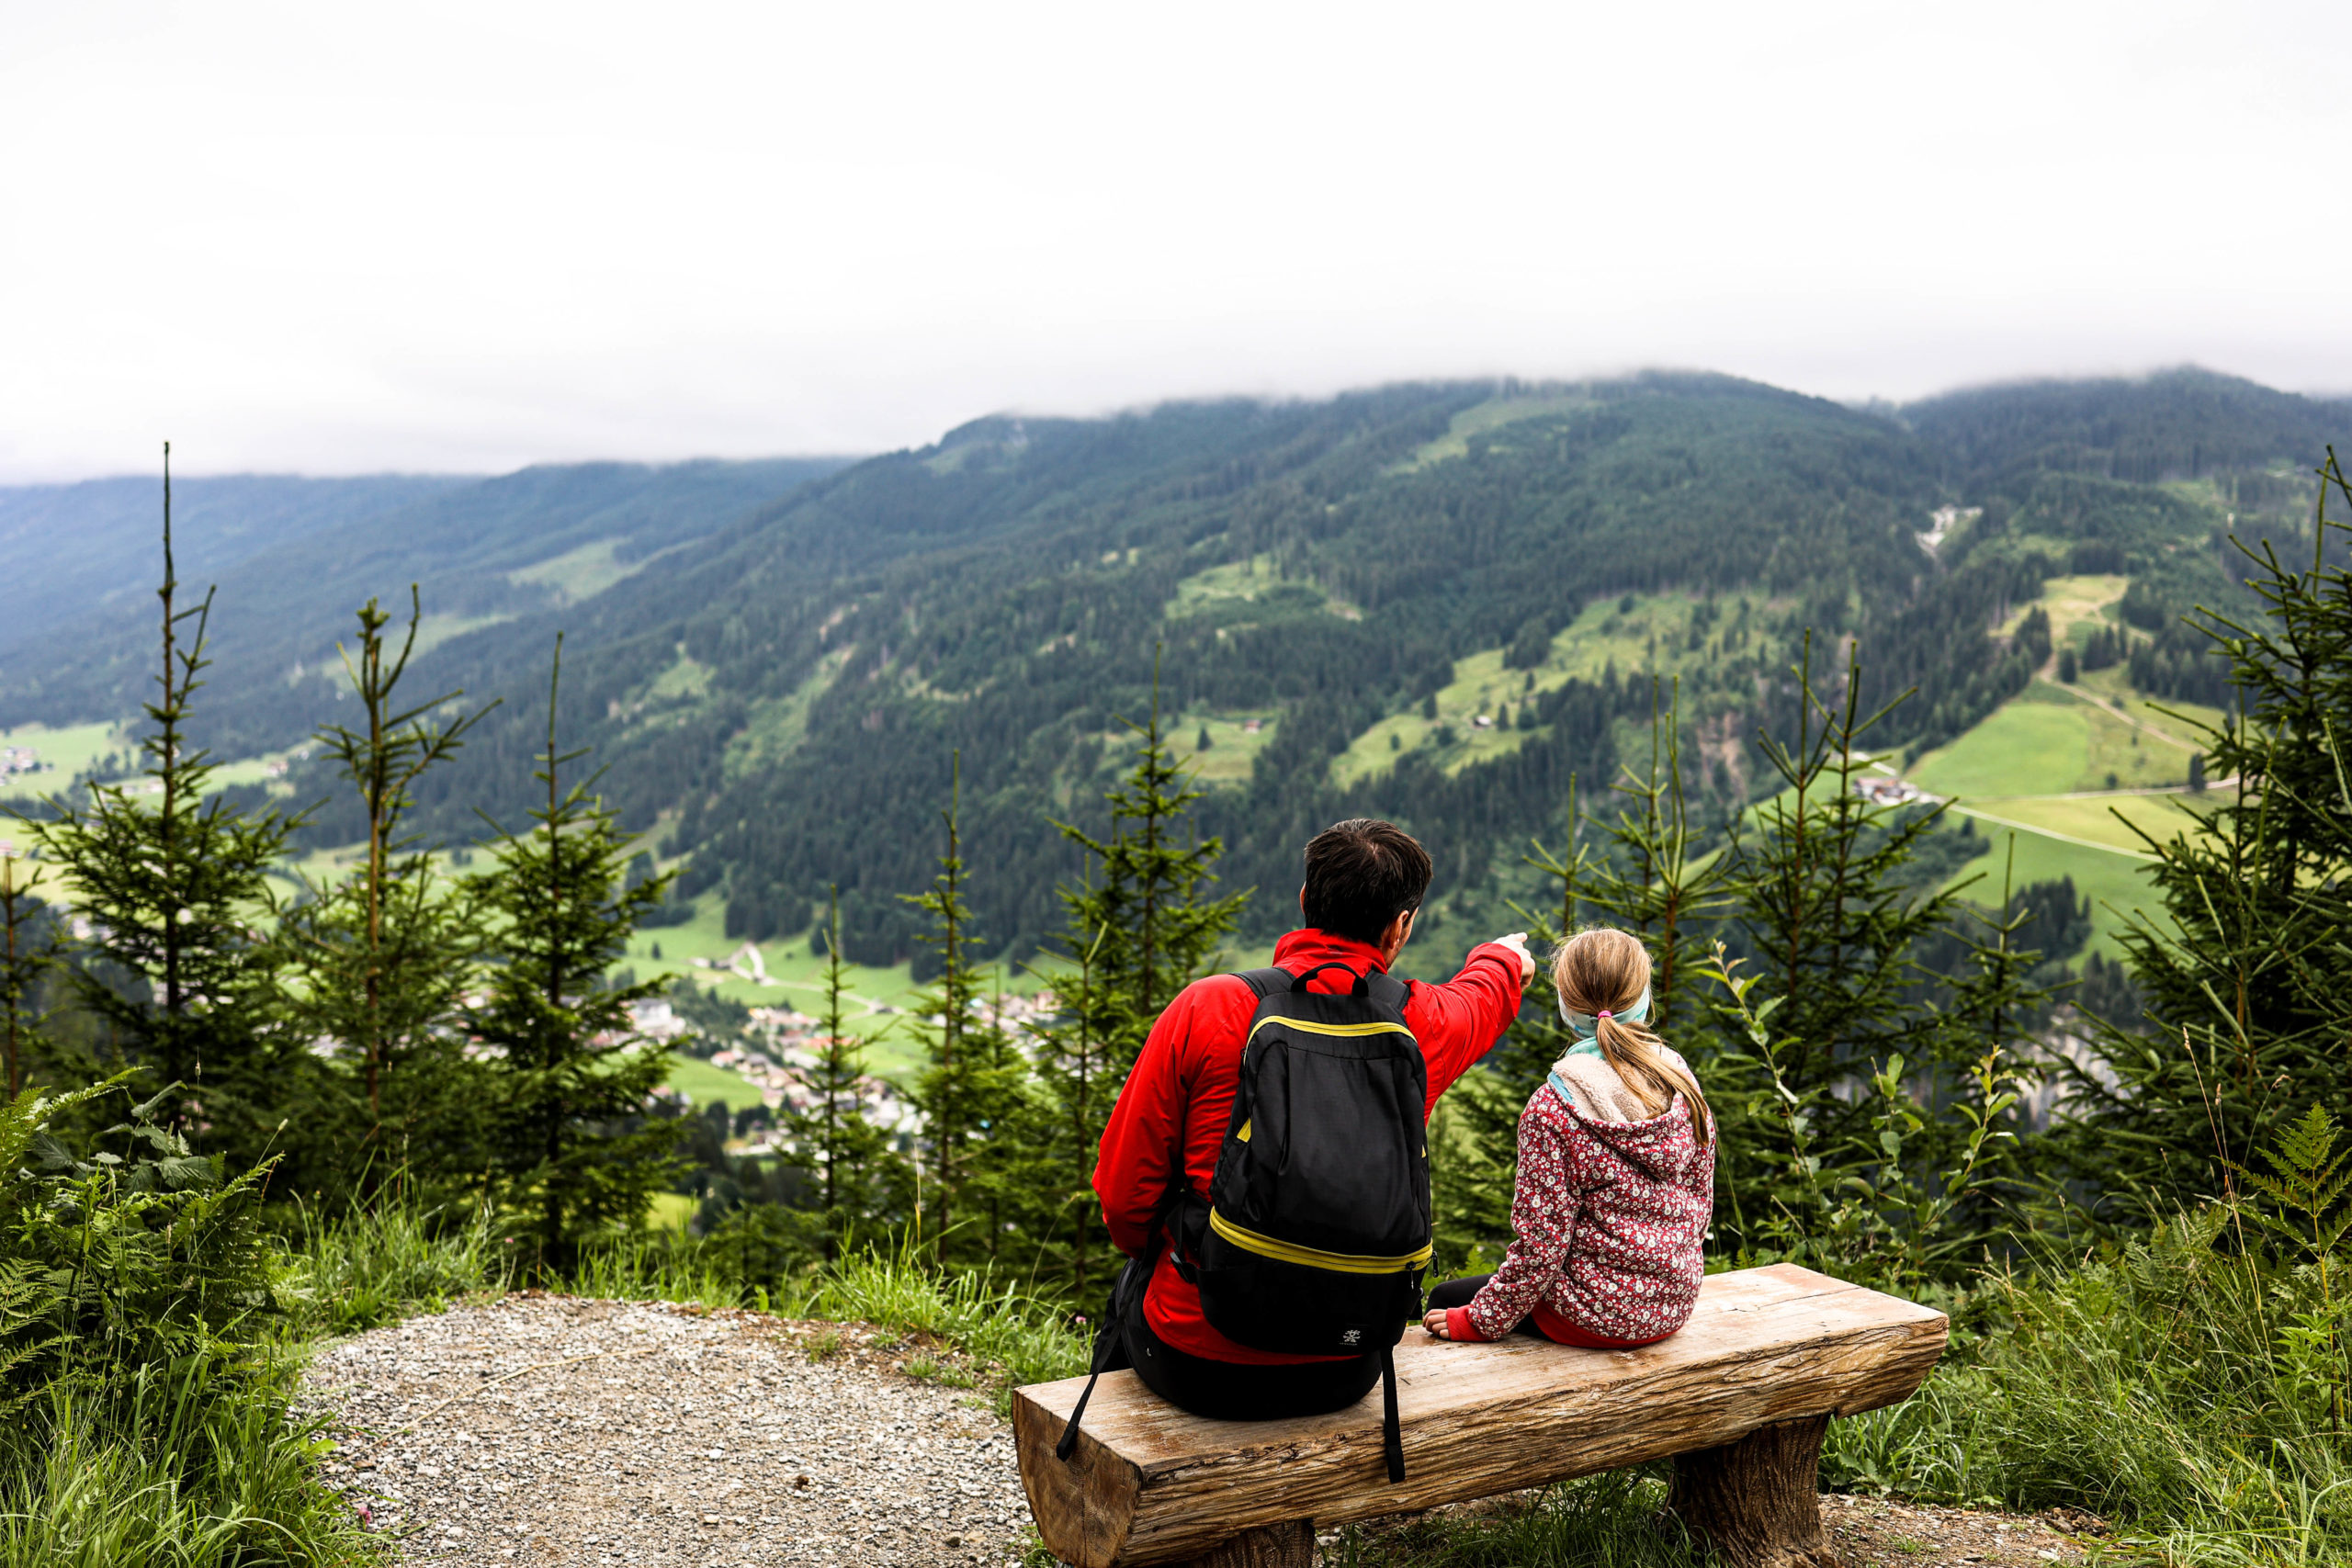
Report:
1231,966,1291,1001
1364,967,1411,1021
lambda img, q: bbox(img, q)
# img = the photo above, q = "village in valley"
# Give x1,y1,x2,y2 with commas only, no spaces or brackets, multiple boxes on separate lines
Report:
0,743,53,782
628,940,1063,1156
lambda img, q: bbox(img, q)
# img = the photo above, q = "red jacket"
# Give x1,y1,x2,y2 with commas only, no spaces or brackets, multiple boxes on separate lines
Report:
1093,928,1525,1364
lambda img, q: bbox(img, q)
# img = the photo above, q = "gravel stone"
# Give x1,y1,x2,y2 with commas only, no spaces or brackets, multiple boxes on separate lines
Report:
300,1293,1031,1567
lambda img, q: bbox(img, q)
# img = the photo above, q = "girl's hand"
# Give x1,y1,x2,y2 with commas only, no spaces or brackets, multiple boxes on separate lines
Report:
1421,1309,1452,1338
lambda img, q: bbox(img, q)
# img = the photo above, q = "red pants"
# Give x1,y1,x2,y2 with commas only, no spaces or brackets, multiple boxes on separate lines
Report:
1426,1273,1675,1348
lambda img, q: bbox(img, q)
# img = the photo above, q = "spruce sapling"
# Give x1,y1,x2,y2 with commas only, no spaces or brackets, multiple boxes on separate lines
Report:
902,754,1032,1264
2065,449,2352,1215
0,854,58,1099
781,886,898,1259
469,637,680,1273
1034,659,1244,1293
24,445,296,1145
279,589,493,1199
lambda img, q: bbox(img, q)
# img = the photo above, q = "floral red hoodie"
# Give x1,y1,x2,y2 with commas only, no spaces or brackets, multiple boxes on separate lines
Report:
1447,1050,1715,1345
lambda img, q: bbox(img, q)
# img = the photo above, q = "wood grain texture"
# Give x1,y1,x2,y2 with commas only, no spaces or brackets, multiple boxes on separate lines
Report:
1014,1265,1946,1568
1179,1520,1314,1568
1669,1416,1836,1568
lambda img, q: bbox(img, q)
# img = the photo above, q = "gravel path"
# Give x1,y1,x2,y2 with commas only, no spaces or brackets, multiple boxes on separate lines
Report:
300,1292,1031,1568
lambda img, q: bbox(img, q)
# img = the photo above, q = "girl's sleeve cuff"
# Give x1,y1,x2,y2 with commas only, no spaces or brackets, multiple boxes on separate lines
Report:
1444,1306,1491,1343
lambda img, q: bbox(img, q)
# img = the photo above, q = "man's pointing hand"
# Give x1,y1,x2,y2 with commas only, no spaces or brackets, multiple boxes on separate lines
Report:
1493,931,1534,981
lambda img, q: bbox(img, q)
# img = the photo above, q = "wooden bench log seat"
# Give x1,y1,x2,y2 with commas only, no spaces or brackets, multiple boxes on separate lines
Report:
1013,1264,1946,1568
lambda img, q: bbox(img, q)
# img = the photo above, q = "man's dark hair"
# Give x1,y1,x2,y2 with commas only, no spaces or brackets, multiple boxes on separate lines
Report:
1300,818,1433,944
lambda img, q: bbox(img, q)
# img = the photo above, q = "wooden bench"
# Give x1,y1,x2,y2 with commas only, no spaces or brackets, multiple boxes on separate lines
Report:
1013,1264,1946,1568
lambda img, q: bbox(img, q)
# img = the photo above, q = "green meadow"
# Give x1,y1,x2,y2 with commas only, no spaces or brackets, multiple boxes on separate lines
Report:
1907,571,2229,954
1159,711,1281,784
1941,820,2165,960
0,719,130,793
1911,681,2200,797
663,1051,771,1112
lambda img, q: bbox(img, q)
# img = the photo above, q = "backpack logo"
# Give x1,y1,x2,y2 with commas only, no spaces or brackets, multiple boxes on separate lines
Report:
1340,1327,1363,1346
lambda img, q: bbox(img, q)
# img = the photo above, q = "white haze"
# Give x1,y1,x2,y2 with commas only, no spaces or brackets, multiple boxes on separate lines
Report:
1,0,2346,479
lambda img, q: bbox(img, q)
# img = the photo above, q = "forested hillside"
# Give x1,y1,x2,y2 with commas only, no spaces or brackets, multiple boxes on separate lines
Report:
5,368,2345,966
0,471,470,651
0,456,852,748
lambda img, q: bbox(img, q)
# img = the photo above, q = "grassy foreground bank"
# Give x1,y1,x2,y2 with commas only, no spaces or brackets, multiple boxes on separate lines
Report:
10,1185,2349,1567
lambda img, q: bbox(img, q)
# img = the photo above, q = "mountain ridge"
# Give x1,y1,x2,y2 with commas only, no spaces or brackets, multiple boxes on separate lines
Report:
4,366,2345,964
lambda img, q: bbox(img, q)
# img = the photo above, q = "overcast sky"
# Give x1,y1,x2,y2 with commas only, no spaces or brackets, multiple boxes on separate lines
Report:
3,1,2347,480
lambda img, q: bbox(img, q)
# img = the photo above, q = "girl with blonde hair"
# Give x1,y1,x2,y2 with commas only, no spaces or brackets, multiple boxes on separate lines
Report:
1422,926,1715,1348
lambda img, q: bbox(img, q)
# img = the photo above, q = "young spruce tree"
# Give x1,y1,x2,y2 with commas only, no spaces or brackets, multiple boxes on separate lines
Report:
0,853,57,1099
903,755,1034,1264
278,591,492,1201
2066,449,2352,1215
1712,636,1973,1275
782,886,899,1258
24,447,295,1148
1034,671,1246,1295
469,638,679,1272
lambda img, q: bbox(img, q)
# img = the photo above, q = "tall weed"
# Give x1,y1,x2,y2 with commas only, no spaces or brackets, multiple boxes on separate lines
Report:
0,1080,283,1412
0,1081,377,1567
284,1197,505,1337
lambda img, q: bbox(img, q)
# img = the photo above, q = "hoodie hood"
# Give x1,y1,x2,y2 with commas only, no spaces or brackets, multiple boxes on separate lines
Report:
1541,1046,1708,1184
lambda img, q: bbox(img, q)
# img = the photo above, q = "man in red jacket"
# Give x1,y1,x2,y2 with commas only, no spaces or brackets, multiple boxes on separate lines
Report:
1090,818,1530,1420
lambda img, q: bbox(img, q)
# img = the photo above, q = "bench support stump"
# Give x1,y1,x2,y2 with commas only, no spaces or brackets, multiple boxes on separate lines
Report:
1181,1519,1313,1568
1667,1415,1836,1568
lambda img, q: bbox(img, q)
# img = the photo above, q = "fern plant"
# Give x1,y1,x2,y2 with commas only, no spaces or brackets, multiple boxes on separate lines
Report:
2230,1102,2352,1286
0,1077,283,1421
2227,1101,2351,1428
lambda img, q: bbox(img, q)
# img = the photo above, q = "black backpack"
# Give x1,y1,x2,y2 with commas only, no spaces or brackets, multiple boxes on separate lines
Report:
1058,961,1431,1482
1177,962,1433,1353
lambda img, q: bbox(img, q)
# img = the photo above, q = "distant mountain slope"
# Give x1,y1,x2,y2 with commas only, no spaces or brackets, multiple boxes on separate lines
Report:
0,457,854,754
294,375,1984,957
0,473,471,652
1903,367,2351,490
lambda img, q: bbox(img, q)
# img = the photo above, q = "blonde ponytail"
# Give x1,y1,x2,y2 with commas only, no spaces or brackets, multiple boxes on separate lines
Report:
1556,929,1713,1144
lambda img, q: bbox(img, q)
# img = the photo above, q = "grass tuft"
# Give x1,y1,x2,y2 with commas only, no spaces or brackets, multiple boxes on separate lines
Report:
0,1353,379,1568
797,1236,1090,1404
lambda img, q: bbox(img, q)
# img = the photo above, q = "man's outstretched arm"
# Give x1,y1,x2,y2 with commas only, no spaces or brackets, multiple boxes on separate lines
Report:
1410,932,1533,1108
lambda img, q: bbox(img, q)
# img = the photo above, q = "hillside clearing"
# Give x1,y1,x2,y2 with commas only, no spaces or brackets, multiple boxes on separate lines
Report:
0,719,130,788
1390,391,1595,471
1330,590,1781,787
1911,684,2196,798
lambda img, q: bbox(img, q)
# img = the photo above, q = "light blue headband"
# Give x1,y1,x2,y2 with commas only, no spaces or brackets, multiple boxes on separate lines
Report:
1558,985,1651,1040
